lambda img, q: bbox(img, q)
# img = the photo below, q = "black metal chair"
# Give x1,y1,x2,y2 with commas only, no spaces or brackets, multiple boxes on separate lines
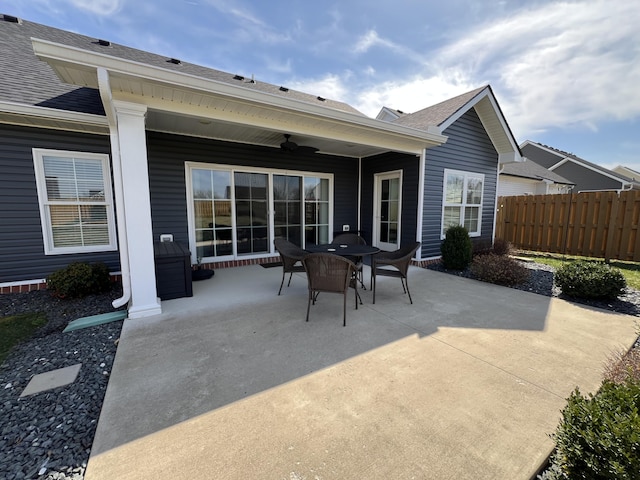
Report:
331,232,367,289
371,242,421,304
302,253,359,326
274,237,306,295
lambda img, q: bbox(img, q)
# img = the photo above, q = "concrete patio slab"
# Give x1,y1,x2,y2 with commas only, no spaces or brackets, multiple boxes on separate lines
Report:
85,266,637,480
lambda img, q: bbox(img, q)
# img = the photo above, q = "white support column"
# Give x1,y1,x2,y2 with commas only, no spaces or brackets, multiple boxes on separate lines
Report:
113,100,162,318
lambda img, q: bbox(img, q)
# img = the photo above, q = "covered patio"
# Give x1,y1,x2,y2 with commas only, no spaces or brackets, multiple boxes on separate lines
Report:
85,265,637,479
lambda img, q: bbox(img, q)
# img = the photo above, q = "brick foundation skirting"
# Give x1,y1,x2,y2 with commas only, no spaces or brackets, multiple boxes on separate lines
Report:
1,257,441,295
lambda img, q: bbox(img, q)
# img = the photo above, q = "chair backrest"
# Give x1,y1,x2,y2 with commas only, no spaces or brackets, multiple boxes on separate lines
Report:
274,237,306,270
332,233,366,246
303,253,355,294
377,242,421,276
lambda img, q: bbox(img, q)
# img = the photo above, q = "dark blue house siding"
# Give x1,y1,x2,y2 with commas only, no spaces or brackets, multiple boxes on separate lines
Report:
360,152,419,247
0,124,118,283
146,131,359,247
421,109,498,258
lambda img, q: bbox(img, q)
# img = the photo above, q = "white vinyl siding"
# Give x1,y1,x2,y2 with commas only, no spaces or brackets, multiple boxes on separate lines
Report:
32,148,117,255
441,169,484,237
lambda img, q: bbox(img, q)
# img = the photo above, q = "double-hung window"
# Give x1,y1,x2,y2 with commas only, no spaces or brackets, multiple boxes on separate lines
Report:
32,149,117,255
441,169,484,237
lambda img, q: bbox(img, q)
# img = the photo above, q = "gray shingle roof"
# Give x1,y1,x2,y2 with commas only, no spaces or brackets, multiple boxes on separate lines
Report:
524,141,638,185
391,86,487,130
501,158,574,184
0,14,364,117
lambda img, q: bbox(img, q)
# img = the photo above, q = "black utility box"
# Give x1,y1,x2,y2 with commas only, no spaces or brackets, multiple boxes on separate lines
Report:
154,242,193,300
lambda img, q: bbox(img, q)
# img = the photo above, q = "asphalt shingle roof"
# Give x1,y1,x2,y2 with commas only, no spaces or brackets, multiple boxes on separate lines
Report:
391,86,487,130
0,14,363,117
525,141,638,185
501,158,573,184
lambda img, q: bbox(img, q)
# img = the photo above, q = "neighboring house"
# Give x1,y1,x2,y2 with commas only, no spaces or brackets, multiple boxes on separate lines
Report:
521,140,639,192
0,14,522,317
498,158,574,196
613,165,640,182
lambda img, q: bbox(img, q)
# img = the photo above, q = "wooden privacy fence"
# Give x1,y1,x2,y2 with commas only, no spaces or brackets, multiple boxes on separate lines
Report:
495,190,640,262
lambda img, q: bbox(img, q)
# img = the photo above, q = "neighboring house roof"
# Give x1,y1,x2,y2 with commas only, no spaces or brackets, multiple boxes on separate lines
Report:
501,158,574,184
375,106,408,122
520,140,640,190
613,165,640,182
382,85,523,164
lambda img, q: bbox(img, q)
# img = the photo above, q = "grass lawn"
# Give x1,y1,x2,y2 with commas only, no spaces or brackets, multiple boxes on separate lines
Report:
515,251,640,291
0,312,47,364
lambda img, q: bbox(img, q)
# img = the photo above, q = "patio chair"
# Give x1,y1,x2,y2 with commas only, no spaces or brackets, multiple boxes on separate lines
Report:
331,232,367,289
371,242,421,304
303,253,359,326
274,237,307,295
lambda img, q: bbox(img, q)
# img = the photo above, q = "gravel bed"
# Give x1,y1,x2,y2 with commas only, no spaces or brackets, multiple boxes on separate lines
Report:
0,288,124,480
427,259,640,317
2,261,640,480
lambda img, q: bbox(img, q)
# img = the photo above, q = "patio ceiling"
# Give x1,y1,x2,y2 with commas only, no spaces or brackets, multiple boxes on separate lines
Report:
32,39,447,158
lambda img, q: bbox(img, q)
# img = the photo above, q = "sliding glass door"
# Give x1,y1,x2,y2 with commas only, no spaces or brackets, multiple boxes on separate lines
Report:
234,172,269,254
188,164,332,261
273,174,302,246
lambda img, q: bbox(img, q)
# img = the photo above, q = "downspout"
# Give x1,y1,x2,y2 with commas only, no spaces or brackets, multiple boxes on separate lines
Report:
493,162,503,243
97,68,131,309
357,157,362,235
415,149,426,259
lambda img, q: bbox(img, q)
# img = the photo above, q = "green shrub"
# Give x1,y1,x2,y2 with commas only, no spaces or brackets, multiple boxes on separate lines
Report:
46,261,112,299
555,261,626,300
440,225,472,270
470,253,529,286
548,380,640,479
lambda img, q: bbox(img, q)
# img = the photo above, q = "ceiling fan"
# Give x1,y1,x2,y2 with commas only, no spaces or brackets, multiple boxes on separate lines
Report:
280,134,318,154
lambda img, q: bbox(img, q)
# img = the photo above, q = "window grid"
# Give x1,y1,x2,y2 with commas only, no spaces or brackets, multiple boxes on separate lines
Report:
441,169,484,237
33,149,116,255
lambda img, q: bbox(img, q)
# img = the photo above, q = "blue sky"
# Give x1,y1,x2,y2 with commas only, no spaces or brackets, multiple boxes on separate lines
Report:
9,0,640,172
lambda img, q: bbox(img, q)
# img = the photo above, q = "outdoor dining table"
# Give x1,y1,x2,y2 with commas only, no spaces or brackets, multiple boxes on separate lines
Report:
304,244,380,291
304,244,380,257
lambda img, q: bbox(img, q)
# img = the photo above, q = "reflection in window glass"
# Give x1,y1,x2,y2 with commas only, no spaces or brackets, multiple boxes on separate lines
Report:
36,151,114,253
442,170,484,236
190,167,331,258
192,169,233,259
234,172,269,255
304,177,329,245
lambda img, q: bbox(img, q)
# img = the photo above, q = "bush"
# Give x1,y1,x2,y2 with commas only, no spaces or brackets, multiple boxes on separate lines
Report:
491,238,512,256
555,261,626,300
441,225,472,270
548,380,640,479
470,253,530,286
46,261,112,299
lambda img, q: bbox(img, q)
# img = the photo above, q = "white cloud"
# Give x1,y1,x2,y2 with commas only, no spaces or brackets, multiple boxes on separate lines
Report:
69,0,121,15
432,1,640,138
307,0,640,138
204,0,291,44
354,75,478,117
286,74,351,105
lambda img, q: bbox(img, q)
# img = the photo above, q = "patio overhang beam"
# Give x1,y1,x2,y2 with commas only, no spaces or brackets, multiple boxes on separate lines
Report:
32,39,447,157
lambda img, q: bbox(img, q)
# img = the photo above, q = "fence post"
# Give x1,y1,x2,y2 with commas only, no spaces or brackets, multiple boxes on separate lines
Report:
604,192,620,263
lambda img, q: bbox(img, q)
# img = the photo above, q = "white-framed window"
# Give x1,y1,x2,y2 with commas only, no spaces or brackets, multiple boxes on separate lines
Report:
441,169,484,237
32,148,117,255
186,162,333,262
